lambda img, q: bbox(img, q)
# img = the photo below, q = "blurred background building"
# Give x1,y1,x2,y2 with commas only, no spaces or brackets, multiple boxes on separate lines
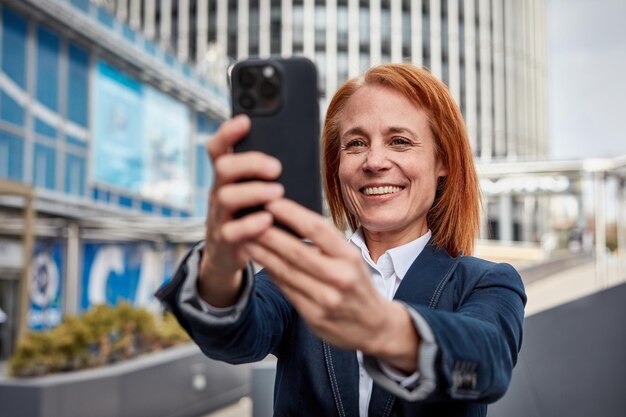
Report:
110,0,549,162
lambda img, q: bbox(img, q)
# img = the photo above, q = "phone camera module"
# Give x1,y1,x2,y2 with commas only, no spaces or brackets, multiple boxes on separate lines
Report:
234,62,281,115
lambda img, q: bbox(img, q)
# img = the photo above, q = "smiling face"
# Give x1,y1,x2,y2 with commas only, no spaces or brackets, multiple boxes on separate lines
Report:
338,85,447,246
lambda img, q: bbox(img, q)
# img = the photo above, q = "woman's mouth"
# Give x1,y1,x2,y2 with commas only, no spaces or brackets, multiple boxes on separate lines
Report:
361,185,404,196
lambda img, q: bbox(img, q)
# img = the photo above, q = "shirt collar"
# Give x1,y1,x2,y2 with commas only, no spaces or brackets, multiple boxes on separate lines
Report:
348,227,432,279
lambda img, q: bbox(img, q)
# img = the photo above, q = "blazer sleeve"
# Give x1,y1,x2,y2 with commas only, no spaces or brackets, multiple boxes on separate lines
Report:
155,244,295,365
367,261,526,404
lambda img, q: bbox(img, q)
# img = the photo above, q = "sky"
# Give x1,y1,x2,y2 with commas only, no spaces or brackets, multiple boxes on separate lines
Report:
548,0,626,160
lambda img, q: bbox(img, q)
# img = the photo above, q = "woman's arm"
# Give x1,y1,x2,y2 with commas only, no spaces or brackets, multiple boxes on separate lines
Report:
364,262,525,403
157,244,295,364
157,115,293,363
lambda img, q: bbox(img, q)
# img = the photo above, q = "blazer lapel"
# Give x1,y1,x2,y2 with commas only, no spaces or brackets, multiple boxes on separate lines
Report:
368,242,460,417
323,340,360,417
394,241,460,307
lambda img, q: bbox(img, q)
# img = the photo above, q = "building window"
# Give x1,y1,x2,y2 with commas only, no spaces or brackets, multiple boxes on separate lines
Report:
270,1,282,55
0,91,25,127
1,8,28,89
315,4,326,48
249,2,260,56
67,44,89,128
36,26,60,112
293,4,304,50
359,52,369,72
381,5,391,55
228,1,238,58
33,143,56,190
65,153,86,196
316,52,326,92
337,5,348,49
0,131,24,181
402,3,411,58
337,51,349,85
35,118,57,139
359,7,370,46
422,12,430,69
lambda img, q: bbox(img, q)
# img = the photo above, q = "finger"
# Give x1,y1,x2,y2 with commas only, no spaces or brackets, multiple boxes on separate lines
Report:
265,199,358,260
243,241,342,310
255,227,349,287
206,115,251,160
217,181,284,212
214,152,282,186
220,211,274,244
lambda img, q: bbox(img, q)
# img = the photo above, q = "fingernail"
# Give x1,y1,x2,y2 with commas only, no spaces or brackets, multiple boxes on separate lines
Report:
268,183,284,196
266,158,281,174
257,211,273,224
232,114,249,127
266,199,283,211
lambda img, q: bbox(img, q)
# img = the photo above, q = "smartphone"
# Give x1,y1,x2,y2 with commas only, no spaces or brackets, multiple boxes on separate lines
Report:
230,57,322,229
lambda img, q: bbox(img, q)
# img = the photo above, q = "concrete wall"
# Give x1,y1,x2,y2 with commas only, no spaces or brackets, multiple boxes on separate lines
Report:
489,283,626,417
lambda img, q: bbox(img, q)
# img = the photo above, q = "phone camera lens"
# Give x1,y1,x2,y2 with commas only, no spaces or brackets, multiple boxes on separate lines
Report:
259,80,279,99
239,69,256,88
239,93,256,110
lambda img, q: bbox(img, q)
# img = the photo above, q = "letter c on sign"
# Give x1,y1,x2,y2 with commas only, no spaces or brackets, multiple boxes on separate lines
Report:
88,245,125,306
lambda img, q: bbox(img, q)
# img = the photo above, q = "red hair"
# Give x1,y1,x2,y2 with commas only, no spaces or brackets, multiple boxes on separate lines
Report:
323,63,480,256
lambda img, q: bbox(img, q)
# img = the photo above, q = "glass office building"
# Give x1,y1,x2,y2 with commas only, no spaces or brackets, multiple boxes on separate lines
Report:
0,0,228,219
0,0,226,353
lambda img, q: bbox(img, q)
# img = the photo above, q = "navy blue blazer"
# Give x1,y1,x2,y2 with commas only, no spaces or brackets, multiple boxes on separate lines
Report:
157,242,526,417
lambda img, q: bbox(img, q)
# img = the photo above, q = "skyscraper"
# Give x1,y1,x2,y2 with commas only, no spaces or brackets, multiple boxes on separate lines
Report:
114,0,549,162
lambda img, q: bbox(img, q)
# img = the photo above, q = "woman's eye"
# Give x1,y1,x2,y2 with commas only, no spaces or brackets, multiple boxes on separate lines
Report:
390,137,411,146
344,139,366,149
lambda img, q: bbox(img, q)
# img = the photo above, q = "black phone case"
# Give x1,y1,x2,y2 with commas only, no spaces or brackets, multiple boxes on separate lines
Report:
231,57,322,225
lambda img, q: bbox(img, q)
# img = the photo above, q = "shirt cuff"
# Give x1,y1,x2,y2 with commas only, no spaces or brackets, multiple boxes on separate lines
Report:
378,361,420,389
363,304,438,401
178,241,255,325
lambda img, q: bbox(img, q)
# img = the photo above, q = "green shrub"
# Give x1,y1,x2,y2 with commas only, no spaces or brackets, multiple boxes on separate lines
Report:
9,303,189,378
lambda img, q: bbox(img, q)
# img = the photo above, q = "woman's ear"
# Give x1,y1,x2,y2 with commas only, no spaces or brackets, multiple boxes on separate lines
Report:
437,160,449,178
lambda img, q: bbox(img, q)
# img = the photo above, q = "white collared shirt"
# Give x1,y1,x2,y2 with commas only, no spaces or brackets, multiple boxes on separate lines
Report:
348,228,432,417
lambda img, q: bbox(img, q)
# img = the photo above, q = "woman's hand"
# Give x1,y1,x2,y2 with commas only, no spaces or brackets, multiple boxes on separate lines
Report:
198,115,284,307
244,199,420,373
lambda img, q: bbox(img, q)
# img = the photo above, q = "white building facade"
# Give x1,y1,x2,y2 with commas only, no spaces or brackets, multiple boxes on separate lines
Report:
110,0,549,163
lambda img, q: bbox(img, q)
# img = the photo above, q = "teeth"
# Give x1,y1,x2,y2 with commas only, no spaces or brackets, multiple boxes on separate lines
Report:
363,186,403,195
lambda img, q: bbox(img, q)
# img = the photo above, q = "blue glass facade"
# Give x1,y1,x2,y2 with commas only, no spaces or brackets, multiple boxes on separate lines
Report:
0,4,223,218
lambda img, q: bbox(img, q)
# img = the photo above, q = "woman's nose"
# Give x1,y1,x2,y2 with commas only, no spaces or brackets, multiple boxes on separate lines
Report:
363,143,391,172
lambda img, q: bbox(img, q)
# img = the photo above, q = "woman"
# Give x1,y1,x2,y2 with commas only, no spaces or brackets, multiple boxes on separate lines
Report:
157,63,526,417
